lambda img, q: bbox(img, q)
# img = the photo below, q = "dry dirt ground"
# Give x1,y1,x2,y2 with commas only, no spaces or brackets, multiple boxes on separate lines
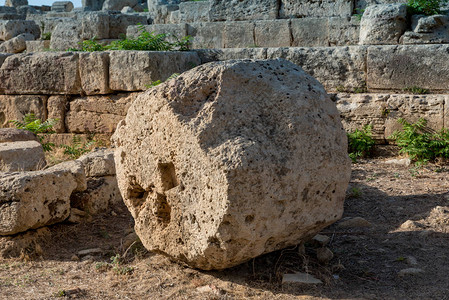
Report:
1,150,449,300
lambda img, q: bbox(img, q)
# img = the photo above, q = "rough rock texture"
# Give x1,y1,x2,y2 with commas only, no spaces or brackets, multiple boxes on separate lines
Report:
51,1,74,12
0,20,40,41
0,52,81,94
0,33,34,53
401,14,449,44
0,161,84,235
102,0,138,11
0,128,38,143
359,4,407,45
79,52,111,95
47,95,67,133
77,148,116,177
65,93,137,133
113,59,351,270
209,0,278,21
280,0,353,18
49,20,82,50
25,40,50,52
5,0,28,8
0,95,47,127
0,140,46,172
0,227,50,258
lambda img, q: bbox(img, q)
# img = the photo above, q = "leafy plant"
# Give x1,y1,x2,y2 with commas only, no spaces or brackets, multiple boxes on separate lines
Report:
62,135,95,159
407,0,448,15
69,25,191,52
144,73,180,89
403,86,429,94
9,113,56,151
347,125,375,162
110,254,134,275
389,118,449,163
354,8,365,21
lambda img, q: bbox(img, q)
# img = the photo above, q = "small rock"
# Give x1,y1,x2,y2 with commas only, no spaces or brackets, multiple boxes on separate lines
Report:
399,220,419,230
337,217,372,228
282,272,323,284
111,211,117,216
316,247,334,264
384,158,411,166
312,234,330,246
406,256,418,265
398,268,424,277
68,208,86,223
71,255,80,261
196,285,219,295
77,248,103,257
81,255,94,262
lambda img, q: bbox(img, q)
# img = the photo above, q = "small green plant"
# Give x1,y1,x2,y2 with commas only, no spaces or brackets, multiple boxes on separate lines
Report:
349,187,362,198
41,32,51,40
407,0,448,15
10,113,56,151
55,290,66,297
389,118,449,163
62,135,95,159
354,8,365,21
144,73,180,89
110,254,134,275
347,124,375,162
403,86,429,94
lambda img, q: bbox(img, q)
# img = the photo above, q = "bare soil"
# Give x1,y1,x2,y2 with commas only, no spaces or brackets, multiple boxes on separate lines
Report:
1,151,449,300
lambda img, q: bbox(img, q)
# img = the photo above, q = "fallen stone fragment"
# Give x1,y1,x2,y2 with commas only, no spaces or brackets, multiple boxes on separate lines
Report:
0,227,50,258
77,148,116,177
113,59,351,270
0,33,34,53
282,272,323,284
312,234,330,246
0,140,46,172
0,128,38,143
384,158,411,166
77,248,103,256
398,268,424,277
316,247,334,264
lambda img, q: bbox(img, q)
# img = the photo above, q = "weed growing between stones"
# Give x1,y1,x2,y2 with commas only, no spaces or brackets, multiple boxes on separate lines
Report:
389,118,449,164
9,113,56,151
62,135,95,159
69,25,191,52
144,73,180,89
407,0,448,15
403,86,429,94
347,125,375,163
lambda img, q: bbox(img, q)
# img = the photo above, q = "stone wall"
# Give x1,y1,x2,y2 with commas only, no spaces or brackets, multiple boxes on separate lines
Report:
0,45,448,143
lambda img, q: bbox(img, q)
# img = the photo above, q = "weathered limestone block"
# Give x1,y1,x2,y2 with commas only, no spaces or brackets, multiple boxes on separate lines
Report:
47,95,67,133
359,4,407,45
255,19,290,47
335,93,447,140
176,1,209,23
126,23,188,44
0,6,17,13
196,48,267,63
108,14,148,39
113,59,351,270
65,93,138,133
267,46,367,92
102,0,137,11
0,140,45,172
51,1,74,12
50,20,82,50
109,51,201,91
401,15,449,44
328,17,360,46
0,13,22,20
5,0,28,7
49,160,87,192
0,33,34,53
367,45,449,91
223,21,255,48
0,227,50,258
77,148,115,177
25,40,50,52
0,53,11,67
79,52,111,95
355,0,406,10
16,5,40,15
0,128,38,143
41,133,112,147
0,161,84,235
0,95,47,127
82,0,105,11
280,0,353,18
0,52,81,94
209,0,278,21
0,20,40,41
121,6,134,13
291,18,328,47
187,22,225,49
70,176,122,214
81,12,110,40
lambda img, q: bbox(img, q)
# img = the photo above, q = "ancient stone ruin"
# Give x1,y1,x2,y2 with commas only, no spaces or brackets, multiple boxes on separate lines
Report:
1,0,449,275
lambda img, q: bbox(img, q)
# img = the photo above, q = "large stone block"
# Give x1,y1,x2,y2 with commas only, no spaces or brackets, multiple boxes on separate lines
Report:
291,18,328,47
109,51,201,91
65,93,138,133
401,15,449,44
0,140,45,172
0,33,33,53
280,0,353,18
367,45,449,91
255,19,290,47
0,20,40,41
49,20,82,50
102,0,138,11
81,12,109,40
79,52,111,95
47,95,67,133
195,48,268,63
108,14,148,39
51,1,74,12
359,4,407,45
177,1,209,23
328,17,360,46
267,46,368,92
77,148,116,177
113,59,351,270
0,161,84,235
82,0,105,11
0,95,47,127
0,52,81,94
223,21,255,48
187,22,225,49
209,0,278,21
25,40,50,52
0,128,38,143
5,0,28,8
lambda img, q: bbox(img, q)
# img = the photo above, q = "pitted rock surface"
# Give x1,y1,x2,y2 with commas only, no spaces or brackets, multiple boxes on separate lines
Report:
113,59,351,270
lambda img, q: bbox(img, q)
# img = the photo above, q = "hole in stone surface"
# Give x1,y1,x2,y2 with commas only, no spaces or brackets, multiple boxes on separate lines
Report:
245,215,254,224
153,193,171,225
127,182,147,208
158,162,179,192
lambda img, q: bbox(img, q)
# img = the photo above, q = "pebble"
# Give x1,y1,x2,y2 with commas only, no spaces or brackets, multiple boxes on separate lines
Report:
337,217,372,228
282,272,323,284
316,247,334,264
71,255,80,261
398,268,424,277
406,256,418,265
312,234,330,246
